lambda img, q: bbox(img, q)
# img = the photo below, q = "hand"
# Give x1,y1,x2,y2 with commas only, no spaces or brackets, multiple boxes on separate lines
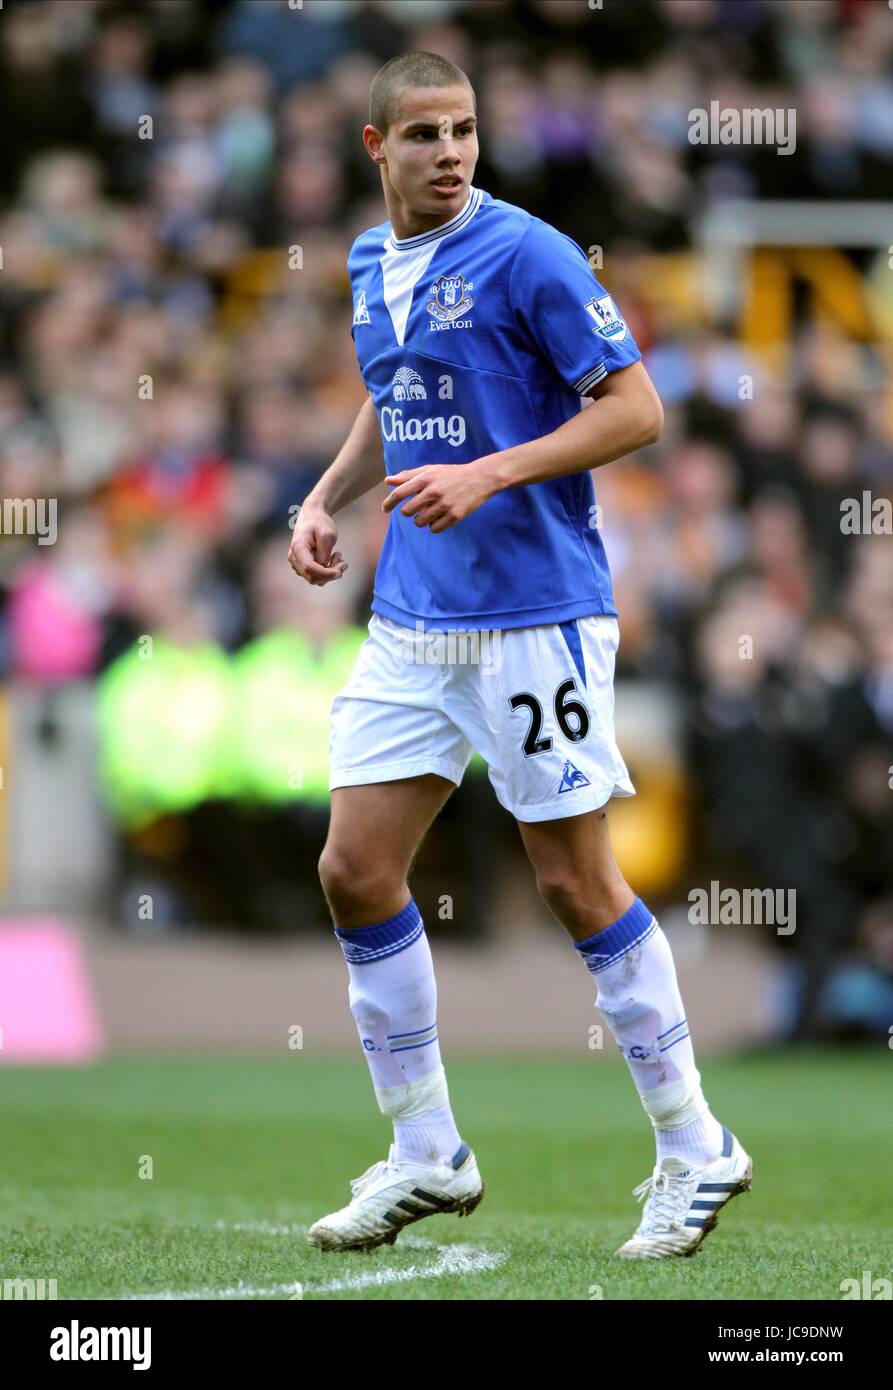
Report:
382,461,497,533
287,504,348,585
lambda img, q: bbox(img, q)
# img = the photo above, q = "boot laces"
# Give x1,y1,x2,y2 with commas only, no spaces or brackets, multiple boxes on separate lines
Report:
632,1168,689,1233
349,1159,390,1199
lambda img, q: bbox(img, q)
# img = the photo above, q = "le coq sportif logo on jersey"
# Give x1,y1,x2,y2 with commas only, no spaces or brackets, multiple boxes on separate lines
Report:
381,369,467,448
352,288,371,327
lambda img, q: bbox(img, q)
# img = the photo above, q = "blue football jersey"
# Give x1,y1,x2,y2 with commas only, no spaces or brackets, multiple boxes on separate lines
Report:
348,185,642,631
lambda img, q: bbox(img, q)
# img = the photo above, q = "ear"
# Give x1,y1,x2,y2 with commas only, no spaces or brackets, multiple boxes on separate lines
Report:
363,125,386,165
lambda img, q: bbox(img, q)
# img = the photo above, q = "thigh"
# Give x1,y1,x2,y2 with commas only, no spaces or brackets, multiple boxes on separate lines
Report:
329,614,474,792
327,773,457,880
469,615,636,824
517,802,630,897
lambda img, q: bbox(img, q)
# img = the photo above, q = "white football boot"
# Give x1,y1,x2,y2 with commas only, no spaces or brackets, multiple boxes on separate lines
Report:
306,1139,485,1253
615,1125,753,1259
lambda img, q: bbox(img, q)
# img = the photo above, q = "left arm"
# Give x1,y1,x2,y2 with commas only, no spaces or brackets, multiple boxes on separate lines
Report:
382,360,663,533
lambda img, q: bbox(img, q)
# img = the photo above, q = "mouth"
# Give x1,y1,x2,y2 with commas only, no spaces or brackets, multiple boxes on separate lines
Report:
430,175,463,193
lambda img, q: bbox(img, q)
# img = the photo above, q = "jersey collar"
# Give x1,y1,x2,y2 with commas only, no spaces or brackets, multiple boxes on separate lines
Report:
385,186,483,253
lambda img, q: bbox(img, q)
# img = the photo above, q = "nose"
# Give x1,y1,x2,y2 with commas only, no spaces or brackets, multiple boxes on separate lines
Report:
435,133,461,165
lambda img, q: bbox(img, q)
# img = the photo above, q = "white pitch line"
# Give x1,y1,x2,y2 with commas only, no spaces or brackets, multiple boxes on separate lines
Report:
134,1281,307,1301
127,1225,507,1300
310,1241,506,1295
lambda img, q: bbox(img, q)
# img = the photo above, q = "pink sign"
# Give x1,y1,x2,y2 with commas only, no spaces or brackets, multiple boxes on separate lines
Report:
0,920,105,1063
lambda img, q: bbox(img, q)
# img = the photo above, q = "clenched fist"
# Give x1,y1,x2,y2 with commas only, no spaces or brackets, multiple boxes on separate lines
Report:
287,504,348,586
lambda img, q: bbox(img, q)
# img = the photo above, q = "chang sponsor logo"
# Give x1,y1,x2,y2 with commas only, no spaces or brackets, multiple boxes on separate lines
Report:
383,369,466,447
392,367,427,400
381,409,466,447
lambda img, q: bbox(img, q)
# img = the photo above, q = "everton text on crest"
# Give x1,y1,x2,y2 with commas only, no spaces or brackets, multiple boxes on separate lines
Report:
427,274,474,331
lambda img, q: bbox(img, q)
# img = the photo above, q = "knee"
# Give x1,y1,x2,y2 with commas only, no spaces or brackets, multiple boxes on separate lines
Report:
318,840,401,920
535,867,591,922
534,863,632,933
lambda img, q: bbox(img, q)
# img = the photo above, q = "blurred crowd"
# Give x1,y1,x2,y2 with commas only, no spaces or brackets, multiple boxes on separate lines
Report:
1,0,892,1039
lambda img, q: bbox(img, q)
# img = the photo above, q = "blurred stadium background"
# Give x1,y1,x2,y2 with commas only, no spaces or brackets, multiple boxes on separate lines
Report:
1,0,892,1070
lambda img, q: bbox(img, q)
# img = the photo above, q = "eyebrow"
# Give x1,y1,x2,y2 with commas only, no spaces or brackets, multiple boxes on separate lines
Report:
402,115,477,134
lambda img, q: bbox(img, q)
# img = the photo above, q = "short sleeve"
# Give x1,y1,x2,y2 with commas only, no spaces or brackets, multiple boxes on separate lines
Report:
508,219,641,396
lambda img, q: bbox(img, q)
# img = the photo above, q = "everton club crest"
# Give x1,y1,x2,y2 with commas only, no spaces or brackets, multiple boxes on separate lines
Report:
427,274,474,324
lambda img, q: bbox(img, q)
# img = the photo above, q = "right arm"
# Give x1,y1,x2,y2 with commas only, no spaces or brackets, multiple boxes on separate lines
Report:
287,395,384,585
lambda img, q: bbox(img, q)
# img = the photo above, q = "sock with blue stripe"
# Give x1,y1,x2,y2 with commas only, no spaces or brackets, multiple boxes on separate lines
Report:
334,897,462,1167
575,897,725,1167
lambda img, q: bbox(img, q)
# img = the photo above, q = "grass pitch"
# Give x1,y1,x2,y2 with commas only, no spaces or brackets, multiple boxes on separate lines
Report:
0,1048,889,1300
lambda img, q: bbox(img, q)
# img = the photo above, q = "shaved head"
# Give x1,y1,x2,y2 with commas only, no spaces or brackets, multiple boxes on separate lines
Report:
369,51,474,134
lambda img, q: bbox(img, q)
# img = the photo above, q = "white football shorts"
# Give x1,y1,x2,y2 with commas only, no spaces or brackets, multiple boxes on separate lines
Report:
328,612,635,823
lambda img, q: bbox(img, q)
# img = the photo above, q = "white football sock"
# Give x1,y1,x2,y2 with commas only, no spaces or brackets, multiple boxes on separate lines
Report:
655,1109,725,1166
334,897,463,1167
393,1104,462,1166
575,897,725,1167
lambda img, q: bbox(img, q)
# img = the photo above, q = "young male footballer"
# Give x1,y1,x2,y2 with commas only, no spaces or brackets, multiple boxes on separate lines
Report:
288,52,753,1259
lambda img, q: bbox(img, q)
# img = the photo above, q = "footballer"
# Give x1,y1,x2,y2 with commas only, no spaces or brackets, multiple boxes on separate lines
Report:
288,51,753,1259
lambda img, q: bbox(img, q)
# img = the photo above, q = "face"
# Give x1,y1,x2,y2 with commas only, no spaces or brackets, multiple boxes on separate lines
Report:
365,84,478,227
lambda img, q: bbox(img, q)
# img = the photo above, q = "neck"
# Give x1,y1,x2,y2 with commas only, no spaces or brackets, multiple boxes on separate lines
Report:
383,176,470,241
